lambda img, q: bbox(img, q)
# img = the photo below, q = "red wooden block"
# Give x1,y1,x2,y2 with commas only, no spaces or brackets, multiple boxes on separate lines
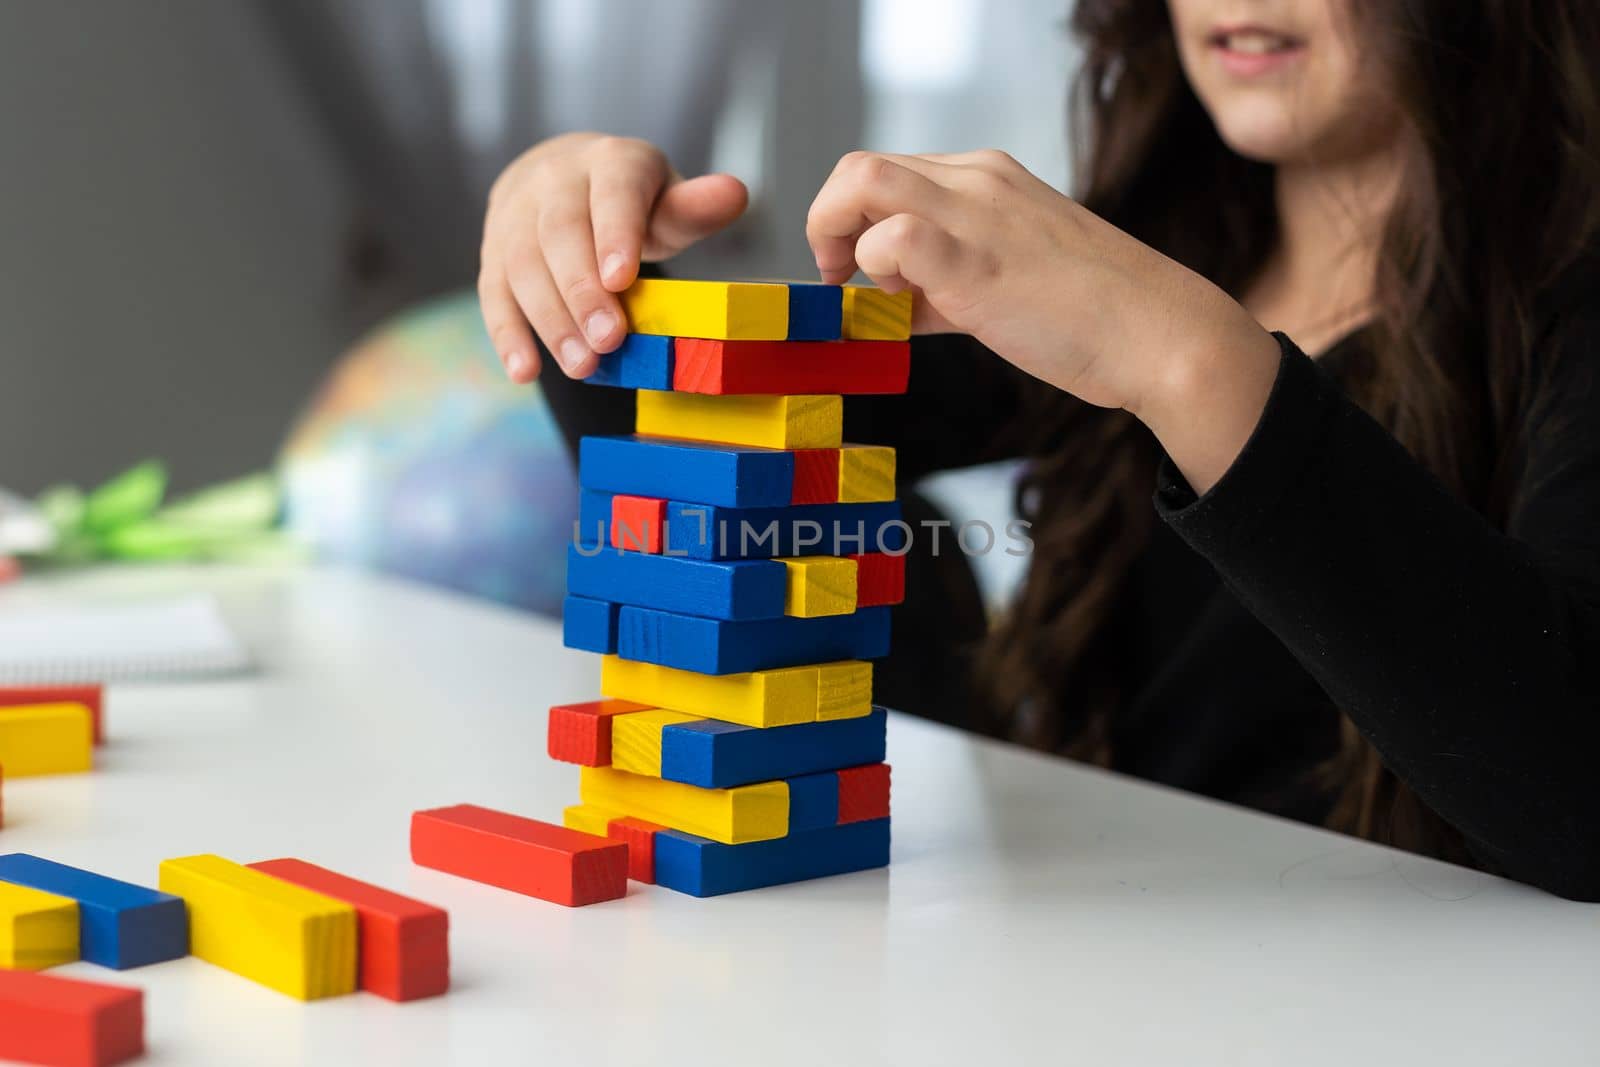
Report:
609,494,667,554
836,763,892,824
248,858,450,1002
606,816,665,884
0,556,19,583
672,339,911,395
790,449,841,505
1,685,105,744
0,968,144,1067
411,804,629,907
848,553,906,607
547,699,653,766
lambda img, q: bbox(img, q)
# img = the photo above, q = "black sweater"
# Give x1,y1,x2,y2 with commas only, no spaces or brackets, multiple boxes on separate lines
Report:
537,263,1600,900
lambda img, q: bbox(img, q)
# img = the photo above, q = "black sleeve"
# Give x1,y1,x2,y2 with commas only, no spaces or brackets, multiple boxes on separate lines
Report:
1154,319,1600,900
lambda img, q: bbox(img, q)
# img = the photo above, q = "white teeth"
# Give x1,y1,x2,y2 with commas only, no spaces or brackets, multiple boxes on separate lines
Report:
1222,31,1291,54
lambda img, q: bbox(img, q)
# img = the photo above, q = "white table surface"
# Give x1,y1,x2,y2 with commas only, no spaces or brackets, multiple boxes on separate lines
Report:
0,564,1595,1066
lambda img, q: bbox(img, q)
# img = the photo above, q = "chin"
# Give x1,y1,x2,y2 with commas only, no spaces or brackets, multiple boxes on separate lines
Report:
1209,105,1318,164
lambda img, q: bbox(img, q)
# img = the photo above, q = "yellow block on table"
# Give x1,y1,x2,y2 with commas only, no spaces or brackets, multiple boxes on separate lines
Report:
841,286,912,340
0,881,79,970
815,660,875,721
610,709,704,777
158,854,357,1000
600,655,817,728
0,703,92,777
621,278,789,340
578,765,788,845
837,444,897,502
636,391,843,450
563,803,622,837
776,556,859,618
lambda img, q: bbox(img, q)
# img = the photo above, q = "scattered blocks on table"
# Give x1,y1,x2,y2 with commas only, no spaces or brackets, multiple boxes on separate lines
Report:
562,595,620,655
671,339,910,395
578,435,795,508
850,552,907,607
659,708,888,789
0,969,144,1067
0,881,79,971
0,704,93,777
616,603,891,675
600,655,814,728
0,685,105,745
578,766,788,845
0,855,186,971
815,661,874,721
607,816,664,883
790,448,840,505
585,334,674,390
841,286,912,340
610,708,704,777
837,445,896,502
663,499,906,560
784,282,844,341
777,556,858,618
653,817,891,897
547,698,655,766
567,543,788,620
837,764,893,824
609,494,667,553
410,804,628,907
636,391,843,450
247,858,449,1002
621,278,788,340
158,855,357,1000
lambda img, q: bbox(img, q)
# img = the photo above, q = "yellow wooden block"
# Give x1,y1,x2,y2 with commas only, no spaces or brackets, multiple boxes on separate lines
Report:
837,444,896,502
579,766,788,844
158,854,357,1000
776,556,858,618
621,278,788,340
841,286,912,340
601,655,817,728
0,881,79,970
563,803,622,836
815,660,874,721
636,391,843,450
611,708,705,777
0,703,92,777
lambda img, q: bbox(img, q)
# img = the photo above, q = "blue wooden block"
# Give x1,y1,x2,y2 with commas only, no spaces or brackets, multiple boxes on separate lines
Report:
664,500,907,559
0,853,188,969
584,334,674,389
565,543,787,620
653,818,891,897
562,595,619,654
659,707,888,788
578,435,794,508
784,283,843,341
617,604,891,674
786,772,840,831
577,489,612,547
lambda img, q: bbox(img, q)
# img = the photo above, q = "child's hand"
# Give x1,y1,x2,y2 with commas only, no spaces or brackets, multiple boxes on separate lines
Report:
479,133,749,381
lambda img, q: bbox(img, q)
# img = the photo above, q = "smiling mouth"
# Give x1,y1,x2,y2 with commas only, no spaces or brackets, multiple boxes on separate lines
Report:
1208,25,1306,74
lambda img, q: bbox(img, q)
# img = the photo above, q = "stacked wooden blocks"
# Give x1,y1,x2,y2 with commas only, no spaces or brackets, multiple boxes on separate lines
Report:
557,278,907,896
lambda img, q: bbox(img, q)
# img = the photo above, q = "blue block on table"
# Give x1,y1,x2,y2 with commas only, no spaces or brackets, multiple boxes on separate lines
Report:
579,435,795,508
664,500,906,560
653,818,891,897
659,707,888,788
786,772,840,831
562,595,619,654
584,334,674,390
617,604,891,674
0,853,188,969
565,543,787,620
784,283,843,341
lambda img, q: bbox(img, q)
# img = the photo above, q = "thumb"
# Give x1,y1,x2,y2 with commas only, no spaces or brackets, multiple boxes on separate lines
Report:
644,174,748,259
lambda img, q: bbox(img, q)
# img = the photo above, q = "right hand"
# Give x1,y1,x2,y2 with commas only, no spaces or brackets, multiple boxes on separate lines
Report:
478,132,749,382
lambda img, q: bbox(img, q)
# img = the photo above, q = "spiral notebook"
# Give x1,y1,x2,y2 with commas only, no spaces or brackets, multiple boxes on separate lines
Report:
0,593,252,684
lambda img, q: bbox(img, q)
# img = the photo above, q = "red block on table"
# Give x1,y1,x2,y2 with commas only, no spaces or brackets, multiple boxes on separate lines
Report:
849,553,906,607
547,699,653,766
609,495,667,554
606,815,665,884
411,804,629,907
790,449,841,505
1,684,104,744
836,763,892,824
672,338,911,395
0,968,144,1067
248,857,450,1002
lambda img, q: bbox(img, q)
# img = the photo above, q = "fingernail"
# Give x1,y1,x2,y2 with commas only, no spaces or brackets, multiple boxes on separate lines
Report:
601,253,627,283
505,350,533,379
559,337,590,373
585,310,617,346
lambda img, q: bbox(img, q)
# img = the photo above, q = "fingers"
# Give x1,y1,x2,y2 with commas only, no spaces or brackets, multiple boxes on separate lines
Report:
538,188,626,356
477,263,540,382
503,240,597,378
645,174,749,260
589,139,671,291
806,152,955,284
854,213,966,334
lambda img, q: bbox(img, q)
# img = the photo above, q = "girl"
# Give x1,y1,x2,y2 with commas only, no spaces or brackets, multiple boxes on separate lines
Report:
477,1,1600,899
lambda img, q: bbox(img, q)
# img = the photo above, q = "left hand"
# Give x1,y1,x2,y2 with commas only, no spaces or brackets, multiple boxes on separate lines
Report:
805,150,1274,419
